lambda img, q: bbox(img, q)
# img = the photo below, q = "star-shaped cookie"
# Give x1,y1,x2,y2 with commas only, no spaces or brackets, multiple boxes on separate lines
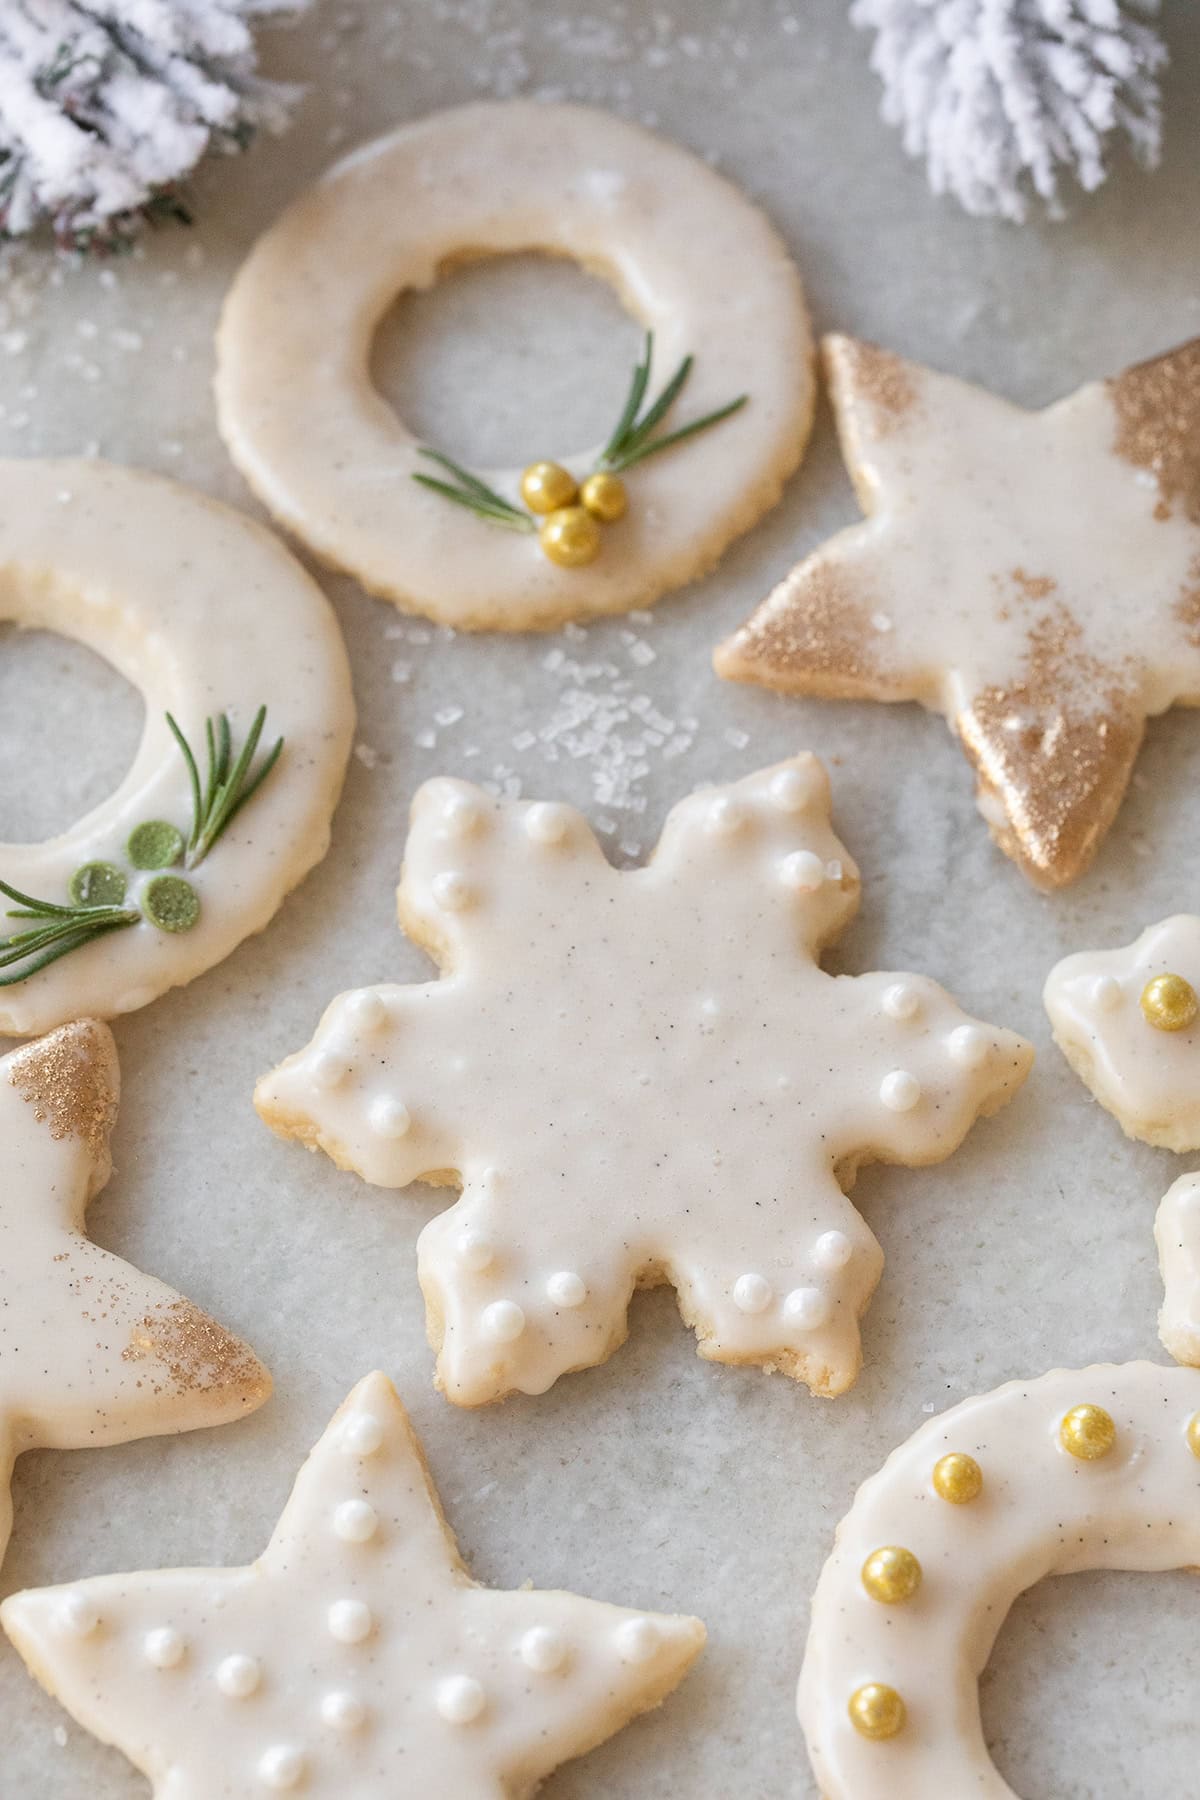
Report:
256,758,1032,1405
716,335,1200,888
1,1371,705,1799
0,1019,271,1568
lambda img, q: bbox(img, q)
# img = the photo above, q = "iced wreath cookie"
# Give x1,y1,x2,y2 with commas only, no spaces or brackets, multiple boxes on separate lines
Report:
216,101,815,629
0,459,354,1036
716,336,1200,888
256,757,1032,1406
798,1362,1200,1800
0,1020,270,1570
1045,915,1200,1149
1,1371,705,1798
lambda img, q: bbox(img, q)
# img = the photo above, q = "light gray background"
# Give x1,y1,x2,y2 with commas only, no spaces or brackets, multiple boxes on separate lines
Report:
2,3,1199,1795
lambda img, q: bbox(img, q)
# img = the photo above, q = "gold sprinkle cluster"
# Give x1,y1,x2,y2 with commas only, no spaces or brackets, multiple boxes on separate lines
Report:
8,1019,118,1161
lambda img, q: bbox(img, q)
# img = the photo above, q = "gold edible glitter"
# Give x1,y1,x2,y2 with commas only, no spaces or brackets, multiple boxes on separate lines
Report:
1110,338,1200,525
8,1019,118,1161
719,561,894,696
123,1298,269,1402
833,338,916,434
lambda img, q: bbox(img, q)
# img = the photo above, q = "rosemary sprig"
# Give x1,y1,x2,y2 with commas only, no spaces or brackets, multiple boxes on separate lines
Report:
166,704,284,869
412,449,535,533
596,332,747,473
0,879,138,987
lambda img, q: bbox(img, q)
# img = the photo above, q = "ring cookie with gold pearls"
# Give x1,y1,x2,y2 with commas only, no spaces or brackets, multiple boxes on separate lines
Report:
799,1361,1200,1799
255,755,1032,1407
215,101,815,630
1044,915,1200,1150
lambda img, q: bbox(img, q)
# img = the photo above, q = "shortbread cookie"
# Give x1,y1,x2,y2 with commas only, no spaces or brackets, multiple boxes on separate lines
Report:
256,757,1032,1406
0,458,354,1036
1044,915,1200,1149
0,1019,270,1570
799,1361,1200,1799
216,101,814,629
1,1371,705,1799
1156,1174,1200,1366
716,335,1200,889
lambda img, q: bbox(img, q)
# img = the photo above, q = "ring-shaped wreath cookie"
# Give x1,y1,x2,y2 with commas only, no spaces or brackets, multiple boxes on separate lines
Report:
0,459,354,1036
215,101,815,630
799,1361,1200,1798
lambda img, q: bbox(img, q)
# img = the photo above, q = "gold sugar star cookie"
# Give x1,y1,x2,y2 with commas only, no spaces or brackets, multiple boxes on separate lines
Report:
2,1372,705,1799
716,335,1200,888
0,1019,271,1567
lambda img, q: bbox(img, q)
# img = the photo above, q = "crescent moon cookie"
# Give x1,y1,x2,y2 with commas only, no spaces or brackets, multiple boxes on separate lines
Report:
0,1019,270,1571
1044,915,1200,1149
255,756,1033,1407
1156,1174,1200,1367
798,1361,1200,1800
715,335,1200,889
1,1371,706,1799
215,101,815,630
0,458,354,1037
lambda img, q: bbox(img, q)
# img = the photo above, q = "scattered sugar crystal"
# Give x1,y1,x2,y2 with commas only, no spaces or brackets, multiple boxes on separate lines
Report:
724,727,750,750
434,705,464,727
391,660,412,683
354,743,379,770
414,729,437,750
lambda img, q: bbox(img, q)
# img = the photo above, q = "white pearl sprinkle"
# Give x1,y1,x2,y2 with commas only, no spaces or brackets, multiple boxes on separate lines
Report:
779,850,826,892
769,766,811,812
525,803,569,845
482,1299,526,1342
733,1272,773,1314
437,1674,486,1724
216,1653,261,1699
812,1230,852,1270
458,1231,495,1272
334,1500,379,1544
1092,974,1123,1011
57,1593,100,1638
546,1270,587,1308
369,1095,411,1138
521,1626,568,1673
882,982,920,1022
310,1050,349,1090
880,1069,922,1111
706,795,746,834
441,791,483,838
328,1599,373,1644
346,989,387,1031
616,1618,661,1663
783,1286,830,1329
258,1744,306,1790
341,1413,384,1457
947,1025,989,1069
432,870,472,911
321,1690,367,1732
143,1627,185,1669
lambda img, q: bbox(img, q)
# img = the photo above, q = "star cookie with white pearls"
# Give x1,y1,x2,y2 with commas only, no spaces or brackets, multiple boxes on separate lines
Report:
0,1020,271,1569
1045,915,1200,1149
716,335,1200,889
256,757,1032,1405
1,1372,706,1799
1156,1173,1200,1367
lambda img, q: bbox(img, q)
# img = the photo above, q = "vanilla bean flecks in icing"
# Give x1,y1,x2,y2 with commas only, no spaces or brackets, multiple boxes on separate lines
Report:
715,336,1200,889
798,1361,1200,1800
1,1372,705,1799
215,101,815,630
256,757,1033,1406
1045,915,1200,1149
1156,1174,1200,1366
0,458,354,1036
0,1020,271,1571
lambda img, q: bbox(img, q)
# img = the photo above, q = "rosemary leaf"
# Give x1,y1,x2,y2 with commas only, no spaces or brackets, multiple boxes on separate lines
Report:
608,352,694,463
599,331,654,464
604,394,748,472
0,918,137,987
412,474,537,533
416,449,527,519
166,712,203,850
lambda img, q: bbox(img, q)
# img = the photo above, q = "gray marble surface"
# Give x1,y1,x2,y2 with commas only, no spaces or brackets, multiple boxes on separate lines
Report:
2,3,1199,1795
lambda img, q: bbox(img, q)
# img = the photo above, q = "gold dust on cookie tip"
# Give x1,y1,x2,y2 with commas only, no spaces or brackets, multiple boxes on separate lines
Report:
8,1020,117,1160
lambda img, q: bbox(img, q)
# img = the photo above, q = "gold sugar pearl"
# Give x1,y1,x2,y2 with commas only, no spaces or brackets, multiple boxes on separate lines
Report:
932,1452,983,1504
580,471,628,522
860,1545,922,1605
1060,1403,1116,1460
1139,972,1198,1033
539,505,602,568
1187,1413,1200,1459
520,461,578,515
848,1683,907,1741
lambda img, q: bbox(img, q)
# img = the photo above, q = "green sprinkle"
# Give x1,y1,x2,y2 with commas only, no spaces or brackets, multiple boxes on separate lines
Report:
142,874,201,934
127,819,184,870
68,862,127,907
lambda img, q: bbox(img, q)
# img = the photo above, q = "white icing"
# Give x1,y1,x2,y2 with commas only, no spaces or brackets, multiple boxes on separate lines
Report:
616,1619,660,1664
1156,1174,1200,1366
0,459,353,1036
257,759,1032,1404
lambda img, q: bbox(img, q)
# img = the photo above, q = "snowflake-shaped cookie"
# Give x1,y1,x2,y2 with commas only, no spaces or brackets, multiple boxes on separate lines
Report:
716,335,1200,888
1045,916,1200,1149
0,1020,270,1568
1,1372,705,1799
257,758,1032,1405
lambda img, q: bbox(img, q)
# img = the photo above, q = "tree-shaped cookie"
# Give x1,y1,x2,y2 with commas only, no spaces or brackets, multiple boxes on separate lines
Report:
1,1372,705,1799
0,1020,270,1567
257,758,1032,1405
716,336,1200,888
